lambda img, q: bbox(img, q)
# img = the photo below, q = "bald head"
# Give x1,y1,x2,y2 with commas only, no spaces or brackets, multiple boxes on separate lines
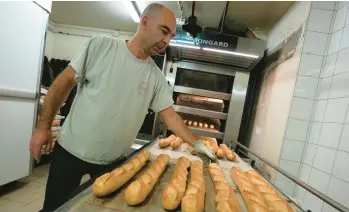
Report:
136,3,176,56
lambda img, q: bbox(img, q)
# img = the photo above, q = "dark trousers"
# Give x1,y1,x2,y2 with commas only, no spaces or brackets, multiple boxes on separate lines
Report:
42,143,125,212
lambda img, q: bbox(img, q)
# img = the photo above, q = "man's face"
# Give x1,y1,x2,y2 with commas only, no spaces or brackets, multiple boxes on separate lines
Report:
141,8,176,56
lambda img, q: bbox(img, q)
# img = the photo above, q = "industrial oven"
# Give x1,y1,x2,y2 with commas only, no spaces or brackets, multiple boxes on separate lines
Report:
138,31,266,148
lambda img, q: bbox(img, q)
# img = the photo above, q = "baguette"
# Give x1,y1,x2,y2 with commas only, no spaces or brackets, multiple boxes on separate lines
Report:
193,121,198,127
198,122,203,127
158,135,176,148
204,123,208,128
220,144,236,161
216,148,226,158
187,145,196,155
208,163,239,212
92,150,151,197
162,156,191,210
188,120,193,126
246,170,294,212
124,154,170,205
170,137,183,149
230,167,269,212
181,161,205,212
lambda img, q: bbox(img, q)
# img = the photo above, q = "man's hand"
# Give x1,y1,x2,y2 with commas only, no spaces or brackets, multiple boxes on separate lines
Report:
29,128,53,162
192,140,217,160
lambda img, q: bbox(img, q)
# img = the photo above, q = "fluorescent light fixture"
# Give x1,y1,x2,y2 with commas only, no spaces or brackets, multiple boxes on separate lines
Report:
177,40,195,44
123,1,140,23
169,42,200,49
203,47,259,59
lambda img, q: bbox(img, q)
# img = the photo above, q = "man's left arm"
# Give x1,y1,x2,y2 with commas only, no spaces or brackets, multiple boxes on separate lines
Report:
159,106,217,159
158,106,197,145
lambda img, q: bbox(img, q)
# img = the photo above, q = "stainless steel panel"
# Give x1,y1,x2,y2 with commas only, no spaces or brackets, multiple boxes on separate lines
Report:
223,71,249,147
177,61,236,76
173,85,231,100
173,105,228,120
0,88,36,99
188,127,224,139
236,36,266,58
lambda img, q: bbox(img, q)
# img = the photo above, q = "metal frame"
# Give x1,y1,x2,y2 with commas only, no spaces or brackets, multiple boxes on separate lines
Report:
236,142,349,212
173,105,228,120
223,71,249,146
188,127,224,139
173,85,232,100
177,60,236,76
0,88,37,99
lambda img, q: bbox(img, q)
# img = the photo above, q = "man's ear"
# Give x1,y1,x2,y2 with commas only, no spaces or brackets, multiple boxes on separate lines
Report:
140,16,149,30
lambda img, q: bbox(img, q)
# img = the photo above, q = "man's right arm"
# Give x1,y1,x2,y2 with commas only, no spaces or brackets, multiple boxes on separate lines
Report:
30,66,77,161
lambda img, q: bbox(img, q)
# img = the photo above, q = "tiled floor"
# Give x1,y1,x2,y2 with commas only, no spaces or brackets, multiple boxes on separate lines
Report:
0,164,90,212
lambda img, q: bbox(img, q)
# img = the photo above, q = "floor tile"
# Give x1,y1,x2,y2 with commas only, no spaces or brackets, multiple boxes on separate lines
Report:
0,199,26,211
2,188,42,204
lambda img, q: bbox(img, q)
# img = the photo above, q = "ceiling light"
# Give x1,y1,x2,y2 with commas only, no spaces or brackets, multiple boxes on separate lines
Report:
123,1,140,23
169,42,200,49
203,48,259,59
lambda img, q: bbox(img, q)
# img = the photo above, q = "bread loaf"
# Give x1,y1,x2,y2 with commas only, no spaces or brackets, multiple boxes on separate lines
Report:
246,170,294,212
92,150,151,197
188,120,193,126
124,154,170,205
220,144,236,161
158,135,176,148
208,163,239,212
204,123,208,128
199,122,203,127
216,148,225,158
170,137,183,149
181,161,205,212
162,156,191,210
230,167,269,212
187,145,196,155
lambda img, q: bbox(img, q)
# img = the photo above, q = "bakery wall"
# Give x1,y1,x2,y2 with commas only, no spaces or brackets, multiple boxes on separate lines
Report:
290,1,349,212
248,1,311,184
45,21,134,60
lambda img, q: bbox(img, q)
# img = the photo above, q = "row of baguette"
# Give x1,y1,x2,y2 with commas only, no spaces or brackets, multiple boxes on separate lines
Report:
92,149,294,212
158,134,237,161
184,119,216,129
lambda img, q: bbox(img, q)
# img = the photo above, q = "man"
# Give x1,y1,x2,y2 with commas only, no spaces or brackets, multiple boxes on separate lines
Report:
30,3,216,211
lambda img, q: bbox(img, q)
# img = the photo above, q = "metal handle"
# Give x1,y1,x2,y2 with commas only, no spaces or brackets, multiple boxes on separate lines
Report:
235,141,349,212
0,87,37,99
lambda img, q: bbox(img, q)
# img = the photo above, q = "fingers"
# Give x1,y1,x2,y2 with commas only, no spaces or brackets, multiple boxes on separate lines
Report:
45,139,53,154
29,140,41,162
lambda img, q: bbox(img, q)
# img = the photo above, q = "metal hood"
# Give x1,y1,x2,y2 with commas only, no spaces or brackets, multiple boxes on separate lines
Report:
167,28,266,71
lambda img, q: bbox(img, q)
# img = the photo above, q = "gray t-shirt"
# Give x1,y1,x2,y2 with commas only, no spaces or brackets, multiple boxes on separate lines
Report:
58,35,174,164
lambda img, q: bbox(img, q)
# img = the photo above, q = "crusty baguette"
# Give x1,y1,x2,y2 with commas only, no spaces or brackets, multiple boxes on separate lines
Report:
230,167,269,212
220,144,236,161
188,120,193,126
124,154,170,205
209,124,215,129
204,123,208,128
198,122,203,127
158,135,176,148
170,137,183,149
181,161,205,212
246,170,294,212
162,156,191,210
187,145,196,155
92,150,151,197
216,148,225,158
208,163,239,212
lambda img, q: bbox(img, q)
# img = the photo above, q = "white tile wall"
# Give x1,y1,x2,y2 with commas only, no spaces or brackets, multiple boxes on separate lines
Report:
339,124,349,152
294,76,318,99
317,77,332,100
299,163,312,182
285,118,310,141
303,191,324,212
346,6,349,25
322,53,337,78
290,97,314,120
274,180,296,197
340,25,349,50
298,53,323,77
328,29,343,55
333,5,348,32
303,143,317,166
313,100,327,122
308,122,322,144
294,186,306,202
336,1,349,10
318,123,343,149
335,47,349,75
313,146,337,174
329,72,349,98
312,1,335,10
324,98,349,123
308,9,333,33
303,31,329,55
308,168,331,193
281,139,305,162
346,107,349,123
277,160,301,180
327,177,349,208
322,203,340,212
332,151,349,182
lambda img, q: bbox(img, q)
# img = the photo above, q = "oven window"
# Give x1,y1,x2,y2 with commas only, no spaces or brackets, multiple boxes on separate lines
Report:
175,69,234,93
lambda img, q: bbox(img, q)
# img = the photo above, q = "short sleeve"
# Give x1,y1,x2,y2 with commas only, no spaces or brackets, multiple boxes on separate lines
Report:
69,36,100,83
150,72,174,113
